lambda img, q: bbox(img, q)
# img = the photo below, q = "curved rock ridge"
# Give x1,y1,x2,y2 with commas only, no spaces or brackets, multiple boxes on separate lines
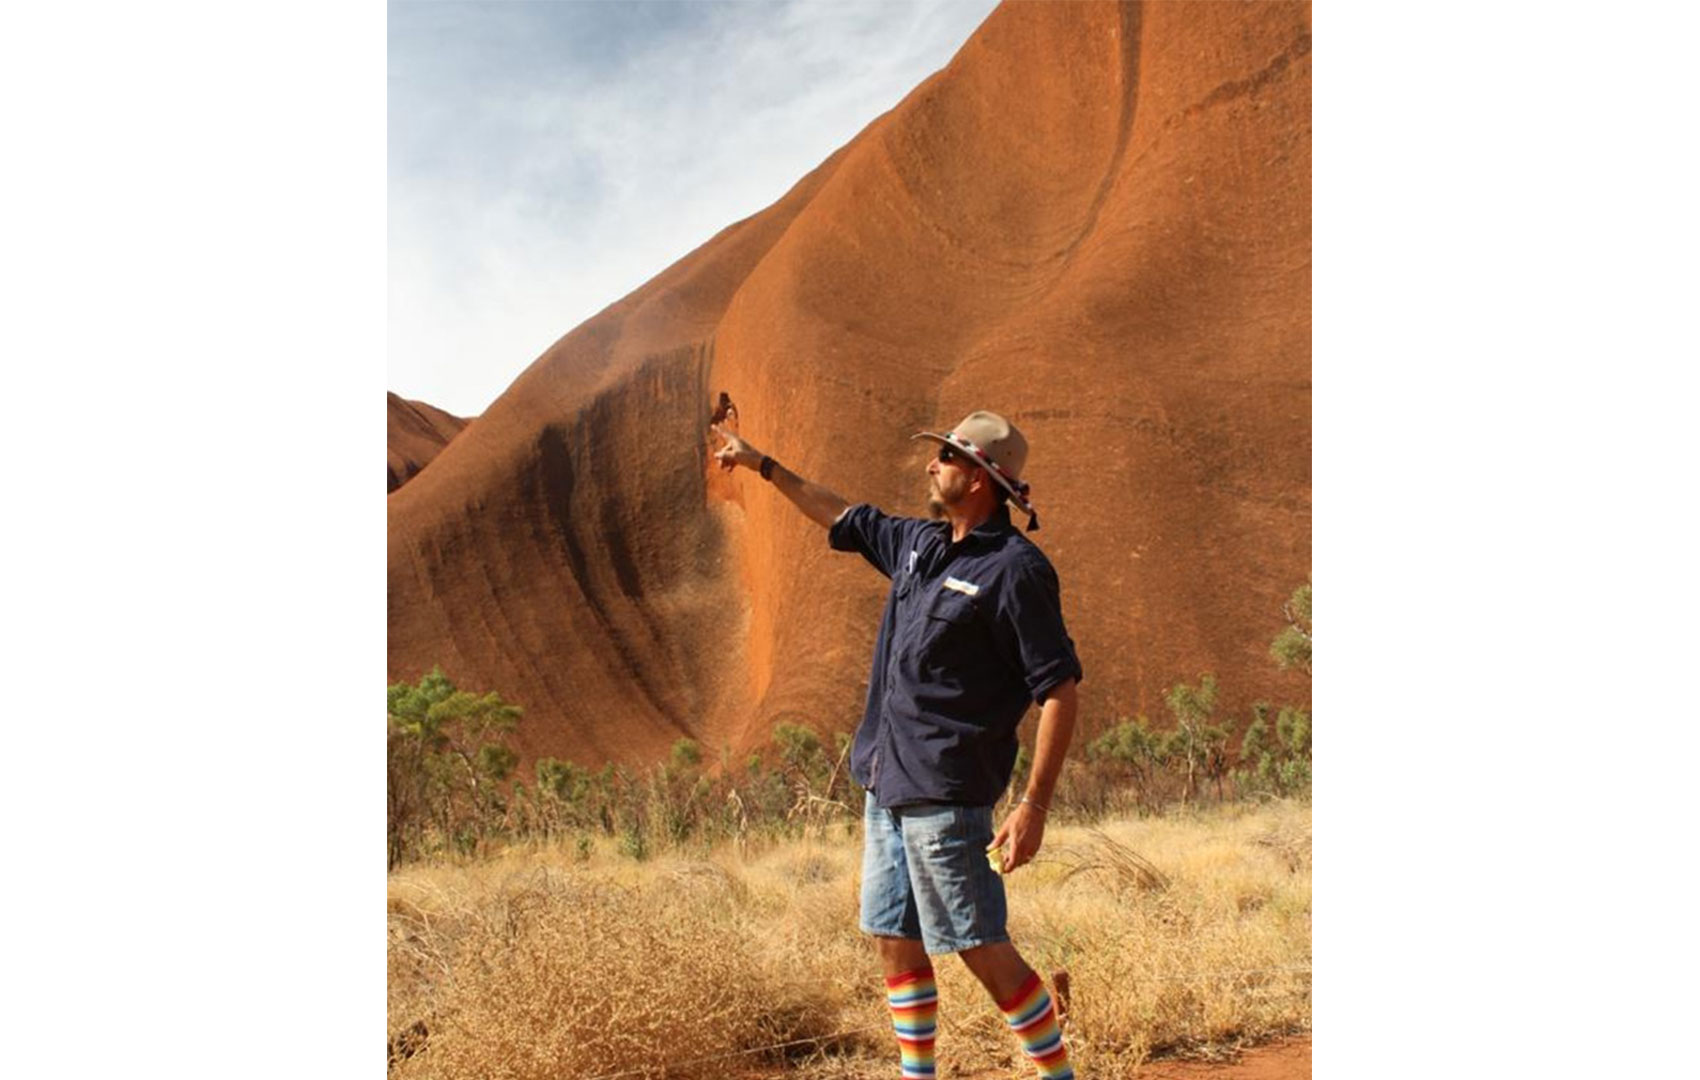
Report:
388,392,473,492
388,0,1312,776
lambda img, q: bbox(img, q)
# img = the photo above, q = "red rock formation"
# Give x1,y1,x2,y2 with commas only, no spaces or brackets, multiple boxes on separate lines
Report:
387,393,472,492
388,0,1312,775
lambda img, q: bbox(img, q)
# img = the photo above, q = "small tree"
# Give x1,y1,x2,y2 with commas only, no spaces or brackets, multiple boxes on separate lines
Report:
772,721,839,823
1270,583,1312,676
1163,675,1229,804
1085,716,1173,813
772,723,825,778
536,757,592,804
1238,701,1311,798
386,667,523,866
731,722,842,831
1240,581,1314,799
655,738,709,847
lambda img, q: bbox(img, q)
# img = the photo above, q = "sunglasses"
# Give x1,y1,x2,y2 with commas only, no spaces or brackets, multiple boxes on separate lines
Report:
937,444,977,466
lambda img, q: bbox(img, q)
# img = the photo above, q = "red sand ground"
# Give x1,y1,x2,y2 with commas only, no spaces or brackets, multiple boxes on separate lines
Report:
1135,1038,1311,1080
387,0,1312,778
949,1037,1311,1079
744,1036,1310,1079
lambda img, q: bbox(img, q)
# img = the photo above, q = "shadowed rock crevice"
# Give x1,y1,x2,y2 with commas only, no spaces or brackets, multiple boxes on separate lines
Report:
1054,0,1145,270
1188,30,1312,119
526,344,730,741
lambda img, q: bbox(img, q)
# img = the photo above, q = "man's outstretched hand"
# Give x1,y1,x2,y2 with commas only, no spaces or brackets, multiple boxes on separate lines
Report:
712,424,762,472
712,424,849,528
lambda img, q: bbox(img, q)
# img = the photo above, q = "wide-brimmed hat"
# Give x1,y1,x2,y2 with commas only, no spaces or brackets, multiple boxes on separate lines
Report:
912,410,1041,531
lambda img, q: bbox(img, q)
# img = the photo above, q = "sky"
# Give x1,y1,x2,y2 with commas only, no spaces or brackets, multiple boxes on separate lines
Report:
390,0,1000,417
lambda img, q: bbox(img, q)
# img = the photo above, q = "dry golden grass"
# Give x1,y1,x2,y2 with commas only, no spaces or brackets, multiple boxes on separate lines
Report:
388,801,1309,1079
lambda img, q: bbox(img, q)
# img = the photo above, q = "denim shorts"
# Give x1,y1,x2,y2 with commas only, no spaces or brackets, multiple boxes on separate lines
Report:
859,792,1010,955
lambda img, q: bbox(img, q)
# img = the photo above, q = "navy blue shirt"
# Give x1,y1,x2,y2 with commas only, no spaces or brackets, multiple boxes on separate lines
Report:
829,503,1083,808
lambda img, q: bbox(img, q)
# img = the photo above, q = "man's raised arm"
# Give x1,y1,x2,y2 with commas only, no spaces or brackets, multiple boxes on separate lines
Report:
713,425,850,529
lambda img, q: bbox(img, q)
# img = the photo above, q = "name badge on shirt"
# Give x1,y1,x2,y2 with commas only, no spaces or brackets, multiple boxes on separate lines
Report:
943,576,981,597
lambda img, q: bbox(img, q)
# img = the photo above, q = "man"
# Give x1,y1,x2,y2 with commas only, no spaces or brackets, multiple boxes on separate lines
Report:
714,410,1082,1080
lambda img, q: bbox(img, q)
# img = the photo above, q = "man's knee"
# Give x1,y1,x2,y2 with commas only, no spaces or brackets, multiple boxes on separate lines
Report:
871,934,929,971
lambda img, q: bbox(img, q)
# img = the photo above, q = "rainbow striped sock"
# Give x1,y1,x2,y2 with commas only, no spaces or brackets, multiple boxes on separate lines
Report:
998,971,1074,1079
884,966,938,1079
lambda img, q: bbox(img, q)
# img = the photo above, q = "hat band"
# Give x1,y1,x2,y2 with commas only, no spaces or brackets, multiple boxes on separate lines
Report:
945,433,1038,523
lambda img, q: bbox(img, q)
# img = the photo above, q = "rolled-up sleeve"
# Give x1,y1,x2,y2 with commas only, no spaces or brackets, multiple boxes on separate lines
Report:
828,503,908,579
990,556,1083,703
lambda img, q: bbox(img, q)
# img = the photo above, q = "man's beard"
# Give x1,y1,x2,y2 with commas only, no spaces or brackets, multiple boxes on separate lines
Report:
926,496,946,519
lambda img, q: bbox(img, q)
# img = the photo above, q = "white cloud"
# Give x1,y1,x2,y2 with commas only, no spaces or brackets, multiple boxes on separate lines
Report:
389,0,999,416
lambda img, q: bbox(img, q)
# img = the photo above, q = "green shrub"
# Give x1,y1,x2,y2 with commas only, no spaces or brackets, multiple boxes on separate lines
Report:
1237,581,1313,799
670,737,702,770
1163,674,1230,803
387,667,523,867
1270,582,1312,675
1237,703,1311,798
1079,715,1182,814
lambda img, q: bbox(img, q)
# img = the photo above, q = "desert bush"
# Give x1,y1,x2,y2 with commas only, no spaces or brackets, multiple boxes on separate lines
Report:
499,722,862,866
387,667,523,867
1269,582,1312,676
1238,581,1313,799
388,867,844,1079
1004,804,1312,1074
388,801,1311,1079
1162,674,1232,804
1237,703,1311,798
670,736,702,769
1080,715,1184,815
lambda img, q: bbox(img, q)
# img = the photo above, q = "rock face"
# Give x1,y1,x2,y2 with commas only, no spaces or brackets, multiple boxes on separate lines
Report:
388,393,472,492
388,0,1312,775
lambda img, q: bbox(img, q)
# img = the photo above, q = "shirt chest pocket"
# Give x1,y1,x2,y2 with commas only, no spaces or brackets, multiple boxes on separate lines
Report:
913,587,984,666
